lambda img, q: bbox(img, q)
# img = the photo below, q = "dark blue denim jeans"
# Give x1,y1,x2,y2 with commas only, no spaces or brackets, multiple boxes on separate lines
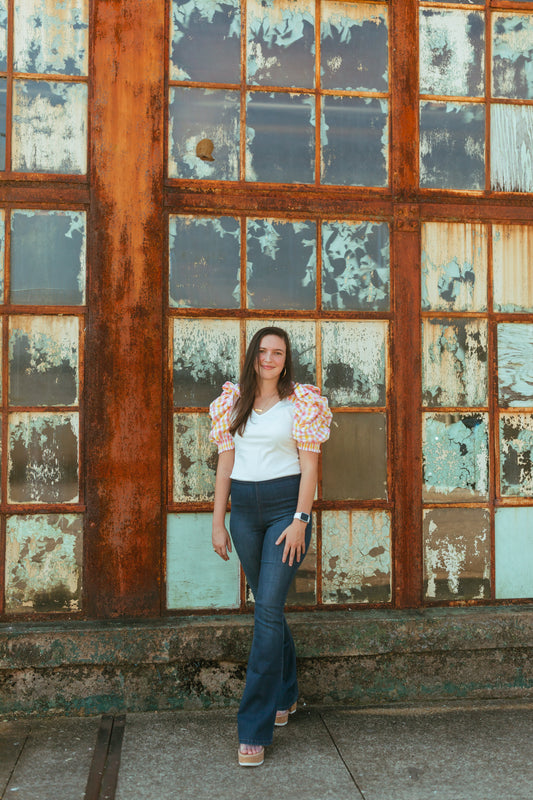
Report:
230,474,312,746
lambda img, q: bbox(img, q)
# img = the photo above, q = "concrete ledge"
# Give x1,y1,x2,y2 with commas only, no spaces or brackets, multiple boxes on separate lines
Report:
1,607,533,716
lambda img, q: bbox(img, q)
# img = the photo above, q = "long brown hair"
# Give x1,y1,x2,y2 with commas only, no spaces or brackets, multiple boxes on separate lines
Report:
230,327,294,437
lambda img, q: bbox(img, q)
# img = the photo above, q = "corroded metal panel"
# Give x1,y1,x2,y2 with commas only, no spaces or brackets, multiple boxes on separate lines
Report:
173,318,240,407
423,413,489,501
500,413,533,497
14,0,89,76
4,514,83,613
169,215,240,309
493,225,533,313
246,218,316,309
419,8,484,97
321,320,387,407
173,413,217,502
0,0,6,70
8,412,79,503
321,1,388,92
12,80,88,174
322,510,391,604
422,318,488,407
322,221,390,311
420,101,485,190
491,104,533,193
498,324,533,408
421,222,488,312
423,507,490,601
247,0,315,88
493,14,533,100
246,319,316,384
10,210,86,305
322,412,387,501
495,508,533,599
166,513,240,609
9,316,79,407
170,0,240,83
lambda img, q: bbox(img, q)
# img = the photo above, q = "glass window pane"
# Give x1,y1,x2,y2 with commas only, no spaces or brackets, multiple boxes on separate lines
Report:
167,513,240,609
173,318,240,407
247,0,314,88
10,210,86,305
0,0,7,71
246,91,315,183
168,87,240,181
493,224,533,313
500,413,533,497
322,412,387,500
9,316,79,406
14,0,89,76
12,80,87,174
322,510,391,603
170,0,240,83
8,412,79,503
4,514,83,613
173,413,216,502
246,319,316,385
491,104,533,193
493,14,533,100
422,318,488,407
419,9,484,97
322,320,387,407
321,1,388,92
246,219,316,309
498,324,533,408
495,507,533,599
322,221,390,311
423,412,489,502
421,222,488,312
423,508,490,601
0,77,7,170
321,96,388,187
169,215,240,309
420,101,485,190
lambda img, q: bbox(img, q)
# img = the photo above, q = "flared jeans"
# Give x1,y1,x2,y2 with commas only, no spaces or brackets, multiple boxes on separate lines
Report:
229,474,312,746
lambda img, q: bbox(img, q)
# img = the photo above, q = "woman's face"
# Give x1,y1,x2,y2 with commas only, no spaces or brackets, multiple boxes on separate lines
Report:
255,334,287,383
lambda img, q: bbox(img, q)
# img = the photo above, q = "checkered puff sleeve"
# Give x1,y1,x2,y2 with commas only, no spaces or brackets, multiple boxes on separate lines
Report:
208,382,239,453
290,383,332,453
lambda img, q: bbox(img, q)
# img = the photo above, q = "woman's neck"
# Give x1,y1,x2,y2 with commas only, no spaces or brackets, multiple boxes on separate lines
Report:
255,377,280,398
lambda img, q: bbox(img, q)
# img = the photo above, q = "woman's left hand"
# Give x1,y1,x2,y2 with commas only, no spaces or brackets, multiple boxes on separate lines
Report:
275,520,307,566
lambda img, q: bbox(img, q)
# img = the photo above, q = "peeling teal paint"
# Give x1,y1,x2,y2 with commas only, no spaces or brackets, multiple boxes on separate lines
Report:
420,101,485,190
493,14,533,100
500,413,533,496
493,224,533,313
423,413,489,501
0,0,7,71
419,8,484,97
322,320,387,407
422,318,488,407
170,0,240,83
491,104,533,193
498,324,533,407
14,0,88,76
173,413,217,502
495,507,533,599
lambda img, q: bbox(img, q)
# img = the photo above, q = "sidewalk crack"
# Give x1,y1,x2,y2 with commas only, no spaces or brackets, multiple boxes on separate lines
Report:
319,712,367,800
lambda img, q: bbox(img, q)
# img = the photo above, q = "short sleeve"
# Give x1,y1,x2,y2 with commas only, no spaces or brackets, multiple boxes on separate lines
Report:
208,382,239,453
290,383,332,453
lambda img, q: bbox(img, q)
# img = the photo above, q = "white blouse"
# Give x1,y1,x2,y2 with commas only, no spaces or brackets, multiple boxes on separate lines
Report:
230,399,301,482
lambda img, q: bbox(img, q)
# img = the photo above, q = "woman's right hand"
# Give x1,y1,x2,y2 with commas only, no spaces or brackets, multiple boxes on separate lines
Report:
212,524,232,561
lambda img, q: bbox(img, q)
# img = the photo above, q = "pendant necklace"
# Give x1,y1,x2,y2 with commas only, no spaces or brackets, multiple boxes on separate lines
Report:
254,393,279,414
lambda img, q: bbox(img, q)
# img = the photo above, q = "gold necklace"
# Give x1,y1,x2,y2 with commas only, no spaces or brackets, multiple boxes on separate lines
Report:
254,393,279,414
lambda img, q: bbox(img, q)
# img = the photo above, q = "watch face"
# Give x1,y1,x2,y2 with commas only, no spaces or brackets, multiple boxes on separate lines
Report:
296,512,310,523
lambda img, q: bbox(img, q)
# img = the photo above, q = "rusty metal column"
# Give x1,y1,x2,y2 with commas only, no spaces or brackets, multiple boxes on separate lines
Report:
390,0,423,607
86,0,165,616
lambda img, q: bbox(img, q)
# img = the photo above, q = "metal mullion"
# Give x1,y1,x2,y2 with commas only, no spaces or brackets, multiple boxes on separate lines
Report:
314,0,321,188
418,94,485,104
487,222,498,600
1,503,86,514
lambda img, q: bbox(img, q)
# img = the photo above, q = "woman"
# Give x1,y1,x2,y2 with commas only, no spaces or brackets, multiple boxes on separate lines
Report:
209,326,332,767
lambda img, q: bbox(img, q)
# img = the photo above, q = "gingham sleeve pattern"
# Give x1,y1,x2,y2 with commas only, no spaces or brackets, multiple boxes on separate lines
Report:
289,383,332,453
208,382,239,453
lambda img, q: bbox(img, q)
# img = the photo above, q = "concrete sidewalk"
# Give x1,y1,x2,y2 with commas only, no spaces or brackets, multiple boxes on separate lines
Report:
2,700,533,800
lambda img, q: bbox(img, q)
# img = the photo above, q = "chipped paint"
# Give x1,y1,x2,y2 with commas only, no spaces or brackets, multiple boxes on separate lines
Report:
498,324,533,407
12,80,88,174
322,412,387,501
493,224,533,312
246,319,316,385
491,103,533,193
420,101,485,190
495,508,533,599
423,508,490,600
423,413,489,501
419,9,484,97
500,413,533,497
321,1,388,92
4,514,82,613
173,413,217,502
14,0,88,76
9,315,79,406
322,221,390,311
170,0,240,83
321,320,387,407
322,510,391,603
8,412,79,503
421,222,488,312
422,318,488,407
0,0,7,71
246,218,316,309
492,14,533,100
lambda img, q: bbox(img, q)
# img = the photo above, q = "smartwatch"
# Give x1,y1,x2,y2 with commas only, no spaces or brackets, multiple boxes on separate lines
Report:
293,511,311,523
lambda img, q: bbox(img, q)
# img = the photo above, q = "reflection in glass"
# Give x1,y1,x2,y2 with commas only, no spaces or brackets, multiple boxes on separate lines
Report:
247,0,314,88
246,219,316,309
420,101,485,190
14,0,89,76
423,413,489,501
322,320,387,407
246,91,315,183
419,9,484,97
168,87,240,181
495,507,533,600
170,0,240,83
169,215,240,308
500,413,533,497
498,324,533,408
322,96,388,187
174,414,217,502
173,319,240,407
491,104,533,193
322,413,387,500
422,318,488,407
493,14,533,100
246,319,316,385
493,224,533,313
0,77,7,170
9,316,79,406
